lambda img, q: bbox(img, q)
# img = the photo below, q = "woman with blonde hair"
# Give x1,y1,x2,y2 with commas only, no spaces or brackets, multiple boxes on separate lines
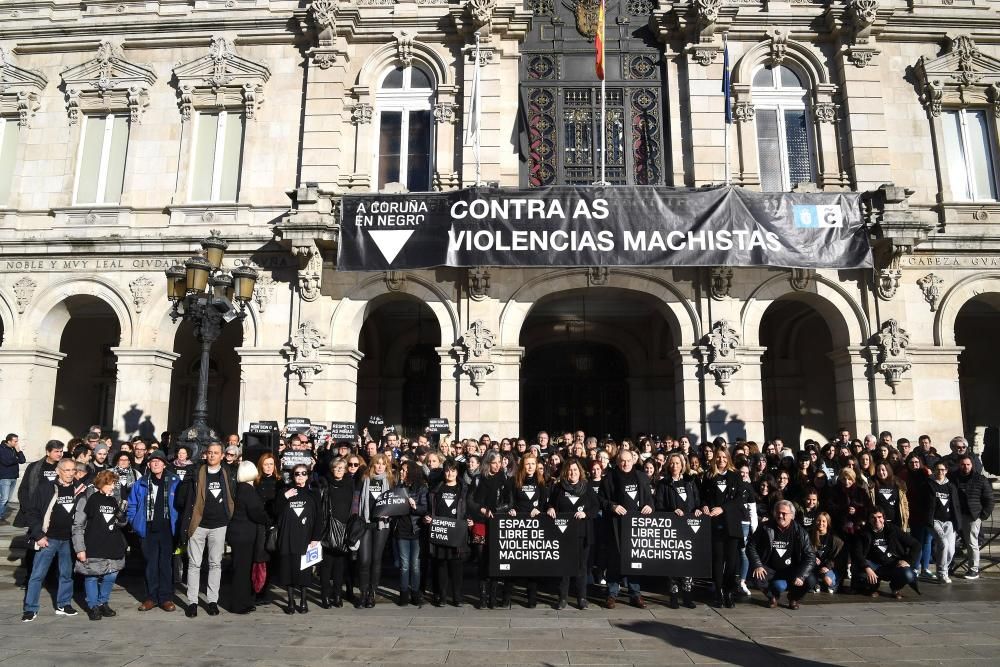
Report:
655,453,701,608
355,453,396,608
700,445,746,608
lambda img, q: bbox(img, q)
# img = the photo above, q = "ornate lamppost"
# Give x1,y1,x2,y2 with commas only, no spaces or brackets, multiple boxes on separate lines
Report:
164,231,257,459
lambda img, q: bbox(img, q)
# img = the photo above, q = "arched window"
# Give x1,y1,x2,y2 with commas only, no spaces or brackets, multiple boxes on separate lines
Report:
374,65,434,192
752,64,814,192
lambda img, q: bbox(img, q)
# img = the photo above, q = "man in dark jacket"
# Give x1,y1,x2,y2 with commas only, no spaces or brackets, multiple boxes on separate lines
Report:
852,509,921,598
127,450,180,611
176,442,234,617
951,454,995,580
939,437,983,475
13,440,64,528
600,451,654,609
0,433,26,523
21,459,84,621
747,500,816,610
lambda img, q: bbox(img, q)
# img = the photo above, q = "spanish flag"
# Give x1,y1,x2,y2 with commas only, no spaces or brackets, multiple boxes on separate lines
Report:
595,0,606,80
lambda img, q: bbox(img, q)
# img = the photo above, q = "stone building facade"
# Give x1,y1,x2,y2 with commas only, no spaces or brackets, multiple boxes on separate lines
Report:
1,0,999,462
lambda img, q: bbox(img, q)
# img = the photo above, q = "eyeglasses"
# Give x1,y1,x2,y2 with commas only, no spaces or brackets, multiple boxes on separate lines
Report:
348,462,360,468
225,453,237,457
293,472,309,477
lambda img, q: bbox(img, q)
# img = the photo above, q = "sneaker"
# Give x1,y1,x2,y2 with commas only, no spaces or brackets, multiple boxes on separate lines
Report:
54,606,78,617
938,572,952,584
206,602,220,616
99,604,116,617
21,612,36,623
812,585,821,594
739,581,751,596
922,569,936,579
86,607,102,621
965,568,980,580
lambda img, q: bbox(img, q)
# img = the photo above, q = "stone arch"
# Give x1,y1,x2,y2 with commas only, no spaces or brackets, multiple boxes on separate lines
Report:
329,273,459,347
355,39,454,91
935,273,1000,346
26,276,134,348
741,273,868,348
734,37,830,88
499,269,700,347
0,288,15,345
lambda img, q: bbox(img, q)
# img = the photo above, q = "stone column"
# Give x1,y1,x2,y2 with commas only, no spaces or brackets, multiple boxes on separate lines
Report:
909,347,964,448
456,346,522,440
302,47,352,190
836,49,890,190
828,347,875,440
286,347,364,424
236,348,288,429
701,346,765,444
0,349,65,461
437,346,460,433
110,348,179,441
672,347,705,445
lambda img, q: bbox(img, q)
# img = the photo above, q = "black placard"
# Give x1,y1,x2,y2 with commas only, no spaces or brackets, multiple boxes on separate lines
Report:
427,418,451,435
429,516,467,548
489,514,580,577
286,417,311,434
620,513,712,578
281,450,314,470
372,488,411,518
249,421,278,434
330,422,356,442
337,186,871,271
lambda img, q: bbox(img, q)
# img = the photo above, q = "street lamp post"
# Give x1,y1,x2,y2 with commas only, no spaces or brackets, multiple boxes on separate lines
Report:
164,231,257,459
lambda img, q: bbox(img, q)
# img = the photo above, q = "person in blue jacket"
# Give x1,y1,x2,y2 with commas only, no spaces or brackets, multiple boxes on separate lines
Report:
127,450,180,612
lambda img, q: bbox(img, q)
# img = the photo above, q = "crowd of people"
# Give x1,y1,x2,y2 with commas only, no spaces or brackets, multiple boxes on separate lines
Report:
1,425,994,623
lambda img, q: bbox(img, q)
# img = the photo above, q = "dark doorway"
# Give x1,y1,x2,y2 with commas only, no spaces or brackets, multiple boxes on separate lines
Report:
168,319,243,438
956,295,1000,445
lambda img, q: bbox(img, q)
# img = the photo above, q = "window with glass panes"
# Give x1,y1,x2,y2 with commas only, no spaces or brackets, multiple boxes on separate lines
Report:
0,118,18,206
752,65,814,192
942,109,998,201
74,114,129,205
520,0,665,186
190,111,245,202
374,65,433,192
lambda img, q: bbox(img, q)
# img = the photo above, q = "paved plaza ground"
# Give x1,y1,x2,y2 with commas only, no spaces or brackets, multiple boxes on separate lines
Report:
1,571,998,666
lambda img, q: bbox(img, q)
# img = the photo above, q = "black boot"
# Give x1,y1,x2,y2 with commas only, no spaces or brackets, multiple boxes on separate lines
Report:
284,587,296,615
555,597,567,610
319,595,331,609
478,582,489,609
668,583,679,609
297,588,309,614
397,590,409,607
364,589,375,609
713,591,724,608
526,584,537,609
682,590,696,609
332,592,343,608
723,590,734,608
411,590,424,608
487,581,497,609
499,581,511,609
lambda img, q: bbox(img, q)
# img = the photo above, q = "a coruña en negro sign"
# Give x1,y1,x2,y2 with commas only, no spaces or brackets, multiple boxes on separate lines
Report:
337,186,871,271
489,514,579,577
620,513,711,578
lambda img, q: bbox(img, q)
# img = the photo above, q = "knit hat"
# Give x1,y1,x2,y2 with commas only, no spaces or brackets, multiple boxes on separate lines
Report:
146,450,167,463
94,443,110,456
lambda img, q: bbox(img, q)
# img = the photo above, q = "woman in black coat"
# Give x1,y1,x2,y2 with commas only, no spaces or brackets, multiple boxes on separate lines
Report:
655,452,702,609
468,451,511,609
547,458,600,609
227,461,270,614
700,446,747,608
252,452,280,604
316,458,357,608
275,463,324,614
504,454,548,608
426,459,472,607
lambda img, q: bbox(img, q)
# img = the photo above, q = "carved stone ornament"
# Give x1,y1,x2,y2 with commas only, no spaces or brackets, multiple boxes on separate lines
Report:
293,246,322,302
567,0,602,40
694,0,723,27
768,28,789,65
395,31,415,68
12,276,36,314
917,273,944,312
385,270,406,292
0,46,47,128
733,102,755,124
252,268,276,313
458,319,497,395
310,0,338,47
350,102,373,125
847,46,879,69
849,0,879,30
705,319,742,395
813,102,837,124
468,267,490,301
915,35,1000,118
710,267,733,300
60,40,155,125
588,266,609,286
877,267,901,300
172,36,270,122
284,320,324,395
467,0,497,32
433,102,457,124
789,268,813,291
689,44,721,67
873,318,911,394
128,276,153,314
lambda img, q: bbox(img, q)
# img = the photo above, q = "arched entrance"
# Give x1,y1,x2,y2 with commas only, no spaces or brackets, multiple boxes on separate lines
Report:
357,297,442,436
955,294,1000,446
519,288,677,440
760,299,838,448
51,295,121,441
168,319,242,438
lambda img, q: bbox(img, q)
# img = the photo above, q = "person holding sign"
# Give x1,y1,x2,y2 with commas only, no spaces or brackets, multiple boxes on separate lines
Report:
600,450,654,609
547,458,599,609
426,459,472,607
654,453,702,609
274,464,323,614
395,461,429,607
504,454,548,608
355,453,396,608
746,500,816,610
469,451,512,609
700,445,748,609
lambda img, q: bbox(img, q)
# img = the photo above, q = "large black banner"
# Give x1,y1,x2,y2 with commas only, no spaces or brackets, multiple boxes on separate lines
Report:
337,186,870,270
489,514,580,577
620,513,712,578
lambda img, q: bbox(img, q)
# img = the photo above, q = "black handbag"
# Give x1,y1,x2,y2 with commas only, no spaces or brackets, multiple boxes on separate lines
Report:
323,517,347,552
264,524,279,553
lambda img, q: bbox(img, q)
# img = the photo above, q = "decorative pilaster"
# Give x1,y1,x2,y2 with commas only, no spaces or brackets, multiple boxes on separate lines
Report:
457,319,496,395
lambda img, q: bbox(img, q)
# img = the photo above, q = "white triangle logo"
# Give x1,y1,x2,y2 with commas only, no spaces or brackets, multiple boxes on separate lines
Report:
626,490,637,500
103,512,114,524
556,524,567,533
210,489,221,499
677,488,688,501
293,507,304,517
369,230,415,265
877,544,887,553
524,490,535,499
939,497,949,507
444,498,454,507
689,523,700,533
775,548,787,558
567,495,580,505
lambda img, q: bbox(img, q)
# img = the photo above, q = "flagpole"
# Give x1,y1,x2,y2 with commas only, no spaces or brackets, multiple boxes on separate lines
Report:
600,77,606,185
473,32,482,186
723,33,731,186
